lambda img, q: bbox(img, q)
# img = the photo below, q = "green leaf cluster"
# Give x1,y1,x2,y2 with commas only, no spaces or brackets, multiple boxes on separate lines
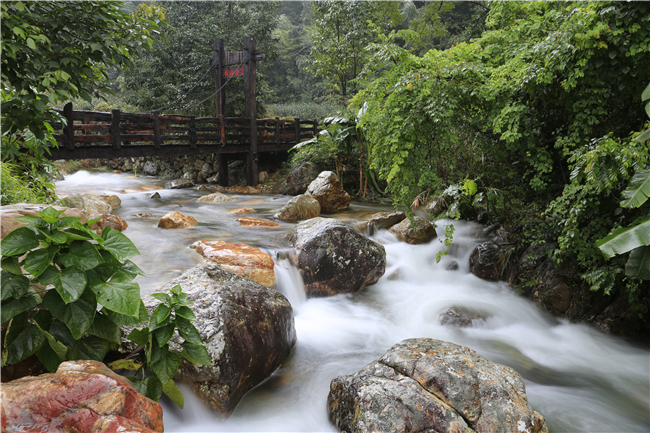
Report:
1,207,144,372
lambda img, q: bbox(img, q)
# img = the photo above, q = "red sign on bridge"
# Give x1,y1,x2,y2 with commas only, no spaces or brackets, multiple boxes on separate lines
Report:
224,65,244,77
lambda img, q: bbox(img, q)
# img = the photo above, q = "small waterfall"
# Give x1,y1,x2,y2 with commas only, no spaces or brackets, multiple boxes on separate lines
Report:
273,256,307,310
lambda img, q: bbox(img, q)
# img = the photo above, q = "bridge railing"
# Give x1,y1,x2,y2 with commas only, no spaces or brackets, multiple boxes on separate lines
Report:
46,102,318,159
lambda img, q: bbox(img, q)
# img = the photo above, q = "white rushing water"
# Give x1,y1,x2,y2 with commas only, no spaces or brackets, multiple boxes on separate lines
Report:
57,171,650,433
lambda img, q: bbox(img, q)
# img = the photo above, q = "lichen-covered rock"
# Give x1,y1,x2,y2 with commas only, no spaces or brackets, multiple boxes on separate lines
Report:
135,264,296,418
328,338,548,433
236,217,281,228
1,360,164,433
469,241,507,281
0,204,86,239
165,178,194,189
62,193,113,219
273,194,321,222
389,216,437,244
275,161,321,195
196,192,239,203
306,171,351,213
366,211,406,235
158,211,198,228
191,240,276,287
288,217,385,297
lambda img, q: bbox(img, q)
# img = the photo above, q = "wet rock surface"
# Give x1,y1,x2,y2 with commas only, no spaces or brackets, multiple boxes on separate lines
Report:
469,241,508,281
274,160,321,195
1,360,164,433
273,194,321,222
165,178,194,189
288,217,385,297
196,192,239,203
366,210,406,235
328,338,548,433
389,215,437,244
89,214,128,234
62,193,114,219
235,217,282,227
191,240,277,287
157,210,198,228
439,307,487,327
306,171,351,213
133,264,296,418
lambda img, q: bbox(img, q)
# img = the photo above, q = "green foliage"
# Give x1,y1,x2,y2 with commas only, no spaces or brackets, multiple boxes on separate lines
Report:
0,162,53,206
266,101,343,121
121,284,211,406
1,208,143,372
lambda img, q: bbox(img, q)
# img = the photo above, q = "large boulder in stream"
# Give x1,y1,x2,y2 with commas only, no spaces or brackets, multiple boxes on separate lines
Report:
1,360,164,433
469,241,509,281
288,217,386,297
62,193,117,219
273,160,321,195
306,171,351,213
132,264,296,418
273,194,321,222
389,215,437,244
328,338,549,433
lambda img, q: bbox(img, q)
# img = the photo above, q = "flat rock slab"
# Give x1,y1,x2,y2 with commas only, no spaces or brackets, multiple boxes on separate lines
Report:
328,338,548,433
196,192,239,203
236,217,282,227
226,208,255,214
1,360,163,433
191,240,276,287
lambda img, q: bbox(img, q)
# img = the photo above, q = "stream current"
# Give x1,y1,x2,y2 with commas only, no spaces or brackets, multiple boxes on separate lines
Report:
56,171,650,433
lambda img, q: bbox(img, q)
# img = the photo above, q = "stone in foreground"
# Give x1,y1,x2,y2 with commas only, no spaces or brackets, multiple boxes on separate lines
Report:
306,171,351,213
328,338,548,433
288,217,385,297
191,240,276,287
158,210,198,228
273,194,321,222
1,360,163,433
389,215,437,244
137,264,296,418
0,204,86,239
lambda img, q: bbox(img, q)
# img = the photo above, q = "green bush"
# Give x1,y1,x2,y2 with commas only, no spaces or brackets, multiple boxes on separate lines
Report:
0,163,53,206
266,101,344,122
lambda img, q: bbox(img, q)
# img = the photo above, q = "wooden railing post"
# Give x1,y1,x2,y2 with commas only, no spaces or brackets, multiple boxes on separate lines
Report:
294,118,300,143
63,102,74,150
275,117,280,145
189,116,197,148
218,154,229,187
219,114,226,147
111,109,121,149
152,110,161,149
244,36,259,186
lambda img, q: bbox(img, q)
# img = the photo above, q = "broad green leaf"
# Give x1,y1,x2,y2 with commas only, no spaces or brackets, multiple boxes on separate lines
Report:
59,241,104,271
23,245,60,278
14,215,48,227
122,260,146,278
642,82,650,102
35,227,67,244
181,341,211,366
128,327,150,347
133,375,163,402
64,228,94,241
154,323,176,347
1,271,30,300
150,304,171,330
151,293,171,304
26,37,36,50
620,170,650,209
39,266,87,304
162,379,185,408
3,312,29,348
43,288,97,340
87,311,121,345
108,359,143,371
625,246,650,280
596,216,650,258
635,128,650,144
53,216,81,229
89,272,140,317
101,227,140,261
35,207,66,224
174,306,196,321
104,299,148,327
1,295,39,323
32,309,53,330
151,348,181,384
5,326,46,366
1,257,23,275
1,227,39,256
36,339,65,372
67,336,110,361
175,316,203,345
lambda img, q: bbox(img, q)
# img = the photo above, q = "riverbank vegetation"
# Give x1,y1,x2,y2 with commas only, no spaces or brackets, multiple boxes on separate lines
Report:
2,1,648,325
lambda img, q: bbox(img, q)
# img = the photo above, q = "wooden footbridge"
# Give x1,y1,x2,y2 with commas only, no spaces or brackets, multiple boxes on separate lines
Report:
44,37,318,186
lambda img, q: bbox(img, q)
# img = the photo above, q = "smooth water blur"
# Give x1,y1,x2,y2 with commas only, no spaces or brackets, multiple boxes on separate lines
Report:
57,171,650,433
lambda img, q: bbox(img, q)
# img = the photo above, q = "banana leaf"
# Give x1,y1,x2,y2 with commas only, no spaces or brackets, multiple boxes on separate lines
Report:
596,216,650,258
620,169,650,208
625,246,650,280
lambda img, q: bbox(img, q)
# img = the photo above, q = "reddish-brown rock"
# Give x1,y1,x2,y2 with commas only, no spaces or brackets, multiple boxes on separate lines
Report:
0,204,86,239
158,211,198,228
1,360,163,433
226,207,255,214
236,217,281,227
90,214,128,234
191,240,276,287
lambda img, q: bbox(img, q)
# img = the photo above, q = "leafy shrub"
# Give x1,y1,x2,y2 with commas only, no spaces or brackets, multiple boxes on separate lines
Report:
0,208,209,405
0,163,53,206
266,101,343,122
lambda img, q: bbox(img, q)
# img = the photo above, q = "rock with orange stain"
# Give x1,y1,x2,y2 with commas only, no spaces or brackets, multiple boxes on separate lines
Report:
191,240,276,287
226,208,255,214
90,214,128,234
1,360,164,433
158,211,198,228
236,217,281,228
328,338,549,433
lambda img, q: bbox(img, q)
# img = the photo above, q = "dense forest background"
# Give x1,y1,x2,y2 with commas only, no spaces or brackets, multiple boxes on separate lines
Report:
2,1,649,325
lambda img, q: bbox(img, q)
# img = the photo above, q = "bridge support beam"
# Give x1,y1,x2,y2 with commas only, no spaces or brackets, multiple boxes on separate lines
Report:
218,154,229,187
244,36,259,187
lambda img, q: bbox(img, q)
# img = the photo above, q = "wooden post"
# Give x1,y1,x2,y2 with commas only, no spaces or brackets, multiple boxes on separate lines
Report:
152,110,161,149
244,37,259,186
218,154,229,186
189,116,197,148
294,118,300,143
63,102,74,150
214,39,226,116
275,117,280,145
111,109,121,149
219,114,226,147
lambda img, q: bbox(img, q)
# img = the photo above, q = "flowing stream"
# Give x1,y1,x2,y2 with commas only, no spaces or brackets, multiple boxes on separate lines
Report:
56,171,650,433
